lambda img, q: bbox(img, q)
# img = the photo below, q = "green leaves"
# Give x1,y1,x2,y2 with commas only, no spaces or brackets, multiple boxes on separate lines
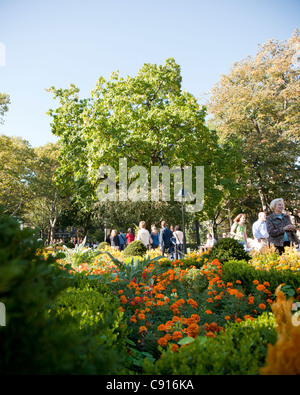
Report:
47,58,238,224
177,337,195,346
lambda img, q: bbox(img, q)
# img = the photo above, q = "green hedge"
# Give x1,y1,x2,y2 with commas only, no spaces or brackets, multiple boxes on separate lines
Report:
123,240,147,258
144,313,277,375
222,259,300,295
207,238,251,263
50,278,129,372
0,210,127,374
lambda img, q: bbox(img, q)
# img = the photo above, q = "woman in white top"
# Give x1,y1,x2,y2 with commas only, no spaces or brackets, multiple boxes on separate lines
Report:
136,221,151,248
173,225,184,259
204,233,216,250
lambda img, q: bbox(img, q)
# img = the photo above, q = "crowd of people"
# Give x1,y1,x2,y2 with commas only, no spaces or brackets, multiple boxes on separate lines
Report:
105,199,299,257
49,198,299,257
106,220,185,259
209,198,299,255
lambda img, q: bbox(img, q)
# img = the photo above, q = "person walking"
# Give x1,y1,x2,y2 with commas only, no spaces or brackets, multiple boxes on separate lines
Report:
126,227,135,246
252,212,269,251
159,220,173,258
173,225,184,259
110,229,120,250
150,226,160,249
266,198,300,255
136,221,151,249
118,230,127,251
231,214,249,249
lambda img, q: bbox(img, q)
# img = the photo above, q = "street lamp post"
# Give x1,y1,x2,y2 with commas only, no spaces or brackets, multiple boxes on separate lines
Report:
177,188,187,255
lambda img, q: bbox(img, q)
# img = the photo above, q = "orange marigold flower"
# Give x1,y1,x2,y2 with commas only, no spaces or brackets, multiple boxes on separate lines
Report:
205,331,216,338
187,298,198,308
236,280,241,284
190,314,200,322
205,310,212,315
138,313,145,320
256,284,265,291
235,318,242,323
157,337,168,347
157,324,166,331
171,344,179,352
130,315,137,323
172,331,183,341
225,316,230,320
118,289,123,294
253,280,259,285
139,326,147,333
259,303,266,310
263,282,270,287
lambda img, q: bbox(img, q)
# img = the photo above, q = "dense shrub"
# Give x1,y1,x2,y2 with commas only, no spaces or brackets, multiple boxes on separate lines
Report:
123,240,147,258
207,238,251,263
223,259,300,295
97,241,110,250
0,211,126,374
50,278,129,372
144,313,277,375
65,241,75,248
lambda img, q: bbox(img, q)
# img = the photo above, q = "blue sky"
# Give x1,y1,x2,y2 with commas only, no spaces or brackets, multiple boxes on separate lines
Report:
0,0,299,147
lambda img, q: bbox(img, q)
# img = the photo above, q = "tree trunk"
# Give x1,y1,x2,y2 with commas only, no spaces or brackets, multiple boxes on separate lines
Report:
258,187,268,213
49,219,56,244
83,211,92,237
195,219,201,245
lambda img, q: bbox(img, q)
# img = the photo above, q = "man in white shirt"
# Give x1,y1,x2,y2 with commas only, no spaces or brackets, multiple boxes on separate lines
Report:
252,212,269,250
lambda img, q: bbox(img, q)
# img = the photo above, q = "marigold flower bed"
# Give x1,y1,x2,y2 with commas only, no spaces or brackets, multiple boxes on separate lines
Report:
53,245,300,362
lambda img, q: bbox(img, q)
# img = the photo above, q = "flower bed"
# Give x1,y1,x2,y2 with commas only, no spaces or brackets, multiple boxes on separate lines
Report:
50,243,300,373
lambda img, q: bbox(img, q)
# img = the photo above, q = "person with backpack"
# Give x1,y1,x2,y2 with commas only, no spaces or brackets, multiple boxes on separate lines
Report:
118,230,127,251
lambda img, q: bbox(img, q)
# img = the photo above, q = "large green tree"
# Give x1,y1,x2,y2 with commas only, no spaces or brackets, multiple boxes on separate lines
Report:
47,58,241,229
0,135,36,217
23,143,69,243
208,30,300,213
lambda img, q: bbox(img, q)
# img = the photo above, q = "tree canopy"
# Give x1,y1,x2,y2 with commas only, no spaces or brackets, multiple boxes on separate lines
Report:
208,30,300,212
47,58,241,228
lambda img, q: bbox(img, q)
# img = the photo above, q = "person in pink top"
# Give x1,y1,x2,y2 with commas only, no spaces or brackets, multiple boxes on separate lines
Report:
126,227,135,245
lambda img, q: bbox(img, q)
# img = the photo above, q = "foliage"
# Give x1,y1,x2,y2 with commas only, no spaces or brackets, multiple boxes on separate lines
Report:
123,240,148,258
0,92,10,123
97,241,110,250
0,135,36,217
47,58,243,228
222,259,300,296
208,30,300,211
144,313,276,375
207,237,251,263
0,210,126,374
50,277,129,372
